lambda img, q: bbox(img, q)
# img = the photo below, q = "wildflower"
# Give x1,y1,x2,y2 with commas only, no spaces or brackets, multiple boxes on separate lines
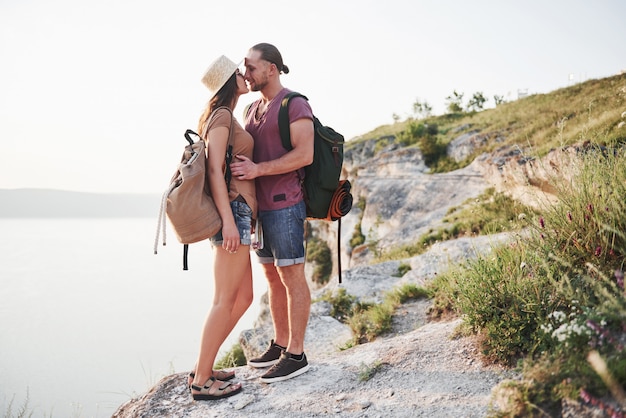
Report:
548,311,566,322
587,320,603,336
518,213,526,220
539,217,545,228
520,262,527,269
580,388,592,403
540,324,553,333
594,246,602,256
615,269,624,290
567,212,572,222
587,203,594,214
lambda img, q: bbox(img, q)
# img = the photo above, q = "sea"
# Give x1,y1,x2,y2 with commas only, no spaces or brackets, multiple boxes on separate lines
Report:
0,218,268,418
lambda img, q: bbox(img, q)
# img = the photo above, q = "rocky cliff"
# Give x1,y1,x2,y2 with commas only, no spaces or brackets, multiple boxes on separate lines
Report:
113,133,593,417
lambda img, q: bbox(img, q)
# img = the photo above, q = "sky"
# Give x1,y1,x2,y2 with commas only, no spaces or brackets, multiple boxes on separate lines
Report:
0,0,624,194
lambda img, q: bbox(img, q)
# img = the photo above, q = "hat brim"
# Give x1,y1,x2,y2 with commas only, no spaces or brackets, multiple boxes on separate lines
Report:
201,57,243,98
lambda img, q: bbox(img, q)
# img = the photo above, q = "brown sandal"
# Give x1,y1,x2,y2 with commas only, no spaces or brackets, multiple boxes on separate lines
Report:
187,370,235,389
191,376,242,400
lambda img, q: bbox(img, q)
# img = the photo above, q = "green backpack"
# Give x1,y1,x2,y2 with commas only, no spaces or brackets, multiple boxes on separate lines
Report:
278,92,349,220
278,92,352,283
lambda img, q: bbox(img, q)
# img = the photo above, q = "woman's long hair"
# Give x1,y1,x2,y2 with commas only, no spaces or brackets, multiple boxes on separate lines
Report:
197,72,238,138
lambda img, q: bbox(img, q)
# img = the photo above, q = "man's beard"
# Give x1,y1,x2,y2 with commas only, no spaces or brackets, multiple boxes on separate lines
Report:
250,76,268,92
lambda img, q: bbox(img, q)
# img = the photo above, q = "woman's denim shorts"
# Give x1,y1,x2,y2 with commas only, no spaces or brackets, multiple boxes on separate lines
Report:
255,200,306,267
210,200,253,246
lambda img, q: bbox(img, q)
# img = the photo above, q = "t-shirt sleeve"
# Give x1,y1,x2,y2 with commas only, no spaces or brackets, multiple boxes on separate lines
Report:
206,108,232,133
288,96,314,124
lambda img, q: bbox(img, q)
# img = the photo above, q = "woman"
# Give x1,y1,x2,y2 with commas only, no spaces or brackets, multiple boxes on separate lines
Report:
189,55,256,400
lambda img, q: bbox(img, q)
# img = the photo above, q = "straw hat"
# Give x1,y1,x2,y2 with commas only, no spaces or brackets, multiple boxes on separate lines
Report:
201,55,240,97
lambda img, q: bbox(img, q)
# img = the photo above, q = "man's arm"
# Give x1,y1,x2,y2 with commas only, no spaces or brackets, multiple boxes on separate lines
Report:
231,118,314,180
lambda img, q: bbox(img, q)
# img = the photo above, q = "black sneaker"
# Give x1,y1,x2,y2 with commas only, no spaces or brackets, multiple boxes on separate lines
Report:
259,351,310,383
247,340,285,368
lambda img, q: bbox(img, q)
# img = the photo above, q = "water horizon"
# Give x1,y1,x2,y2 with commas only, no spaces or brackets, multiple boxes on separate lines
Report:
0,218,267,417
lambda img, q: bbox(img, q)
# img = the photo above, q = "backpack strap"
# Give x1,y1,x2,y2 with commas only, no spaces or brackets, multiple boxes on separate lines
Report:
205,106,236,189
337,218,343,284
278,92,309,151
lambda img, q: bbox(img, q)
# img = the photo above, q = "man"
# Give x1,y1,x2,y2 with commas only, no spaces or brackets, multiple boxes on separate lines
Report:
230,43,314,383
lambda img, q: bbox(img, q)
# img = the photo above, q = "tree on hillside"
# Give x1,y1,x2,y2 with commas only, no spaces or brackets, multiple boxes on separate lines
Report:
445,90,464,113
412,98,433,119
466,91,487,112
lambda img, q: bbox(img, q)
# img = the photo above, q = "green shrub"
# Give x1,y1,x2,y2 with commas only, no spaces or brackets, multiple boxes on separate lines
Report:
393,263,411,277
320,284,430,345
348,303,393,344
350,221,366,248
419,134,447,167
430,148,626,411
318,287,358,322
306,236,332,285
215,343,247,369
378,188,534,262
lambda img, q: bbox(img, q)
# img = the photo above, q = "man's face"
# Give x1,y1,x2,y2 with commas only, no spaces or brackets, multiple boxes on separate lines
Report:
244,51,271,92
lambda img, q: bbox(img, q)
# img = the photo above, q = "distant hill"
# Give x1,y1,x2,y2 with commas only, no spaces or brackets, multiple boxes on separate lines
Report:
0,189,161,218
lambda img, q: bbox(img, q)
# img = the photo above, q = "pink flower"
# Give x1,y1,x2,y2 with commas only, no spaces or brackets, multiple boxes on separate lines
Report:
594,246,602,256
580,388,591,403
615,270,624,290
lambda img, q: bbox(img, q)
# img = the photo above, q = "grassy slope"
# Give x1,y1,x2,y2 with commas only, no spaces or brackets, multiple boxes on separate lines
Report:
349,73,626,160
344,73,626,416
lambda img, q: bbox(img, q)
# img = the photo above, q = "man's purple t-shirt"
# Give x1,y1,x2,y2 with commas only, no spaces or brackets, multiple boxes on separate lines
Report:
245,88,313,211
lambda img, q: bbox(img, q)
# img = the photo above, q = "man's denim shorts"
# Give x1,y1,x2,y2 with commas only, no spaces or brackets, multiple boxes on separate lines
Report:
256,200,306,267
210,200,253,246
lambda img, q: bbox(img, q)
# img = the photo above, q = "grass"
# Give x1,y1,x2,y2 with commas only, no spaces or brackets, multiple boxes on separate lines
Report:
427,148,626,416
306,234,332,285
318,283,431,346
3,391,33,418
347,74,626,167
376,187,536,262
214,343,248,369
340,74,626,415
358,360,384,382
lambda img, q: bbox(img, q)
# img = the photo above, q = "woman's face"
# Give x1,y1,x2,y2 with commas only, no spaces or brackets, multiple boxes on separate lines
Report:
235,69,249,96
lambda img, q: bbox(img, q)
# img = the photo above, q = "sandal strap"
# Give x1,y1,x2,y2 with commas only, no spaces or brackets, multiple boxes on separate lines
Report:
209,378,233,396
192,376,236,396
213,369,234,380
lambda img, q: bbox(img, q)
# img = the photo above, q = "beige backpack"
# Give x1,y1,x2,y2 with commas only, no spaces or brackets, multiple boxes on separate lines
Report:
154,107,234,269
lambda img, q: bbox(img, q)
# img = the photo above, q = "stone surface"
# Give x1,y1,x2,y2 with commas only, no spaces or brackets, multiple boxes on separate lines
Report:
114,139,601,417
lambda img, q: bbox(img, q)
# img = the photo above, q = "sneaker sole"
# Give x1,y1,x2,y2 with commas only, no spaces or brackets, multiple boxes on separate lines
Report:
247,359,280,368
259,364,310,383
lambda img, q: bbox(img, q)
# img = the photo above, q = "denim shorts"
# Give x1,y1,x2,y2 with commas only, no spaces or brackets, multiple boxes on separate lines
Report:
210,200,253,246
256,200,306,266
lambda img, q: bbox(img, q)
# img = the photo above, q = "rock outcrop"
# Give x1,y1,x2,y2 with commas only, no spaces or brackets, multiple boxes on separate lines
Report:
114,133,591,417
